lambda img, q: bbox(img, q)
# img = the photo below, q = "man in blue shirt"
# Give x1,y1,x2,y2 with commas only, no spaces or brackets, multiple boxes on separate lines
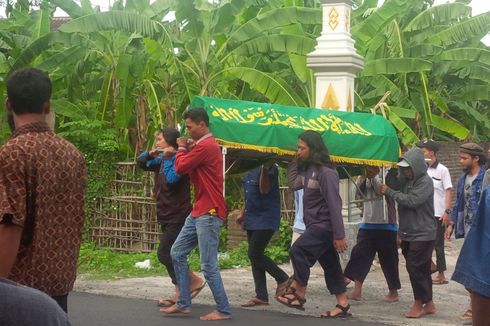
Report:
237,162,289,307
452,183,490,326
446,142,487,322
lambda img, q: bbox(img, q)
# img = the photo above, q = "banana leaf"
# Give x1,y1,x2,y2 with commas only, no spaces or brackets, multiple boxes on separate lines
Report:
189,96,400,169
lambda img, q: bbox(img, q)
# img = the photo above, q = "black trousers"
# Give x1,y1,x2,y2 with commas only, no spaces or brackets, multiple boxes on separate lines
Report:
290,225,346,295
344,229,401,290
434,217,446,272
158,223,185,285
473,291,490,326
247,229,289,301
401,240,435,304
51,294,68,313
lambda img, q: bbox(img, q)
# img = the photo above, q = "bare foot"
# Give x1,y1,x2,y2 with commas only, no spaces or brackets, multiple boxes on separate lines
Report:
423,301,436,315
160,304,191,315
199,310,231,321
346,290,361,301
380,291,399,303
405,303,424,318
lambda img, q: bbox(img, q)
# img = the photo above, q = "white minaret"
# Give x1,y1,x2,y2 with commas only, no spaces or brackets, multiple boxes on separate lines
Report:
307,0,363,112
307,0,364,255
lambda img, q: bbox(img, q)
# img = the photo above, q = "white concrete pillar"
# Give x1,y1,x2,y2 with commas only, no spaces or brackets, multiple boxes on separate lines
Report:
306,0,365,261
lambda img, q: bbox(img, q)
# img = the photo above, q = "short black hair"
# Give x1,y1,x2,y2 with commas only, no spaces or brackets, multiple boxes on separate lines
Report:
7,68,52,115
183,107,209,126
160,127,180,149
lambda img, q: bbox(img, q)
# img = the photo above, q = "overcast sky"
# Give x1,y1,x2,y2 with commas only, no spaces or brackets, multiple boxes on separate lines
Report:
0,0,488,42
83,0,489,15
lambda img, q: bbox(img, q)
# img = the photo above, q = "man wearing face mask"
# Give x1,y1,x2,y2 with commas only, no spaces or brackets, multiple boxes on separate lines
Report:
380,148,436,319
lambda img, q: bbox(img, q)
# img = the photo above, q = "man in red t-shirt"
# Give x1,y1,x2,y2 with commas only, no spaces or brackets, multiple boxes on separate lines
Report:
161,108,231,321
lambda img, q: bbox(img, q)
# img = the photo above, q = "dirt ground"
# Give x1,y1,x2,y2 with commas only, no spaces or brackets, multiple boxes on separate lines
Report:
75,239,472,326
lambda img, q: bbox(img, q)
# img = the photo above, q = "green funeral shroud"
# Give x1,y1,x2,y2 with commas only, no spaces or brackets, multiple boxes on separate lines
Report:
189,96,400,167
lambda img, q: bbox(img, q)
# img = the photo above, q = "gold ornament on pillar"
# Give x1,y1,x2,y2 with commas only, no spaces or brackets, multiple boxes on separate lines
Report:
322,84,340,110
347,88,353,112
328,7,339,31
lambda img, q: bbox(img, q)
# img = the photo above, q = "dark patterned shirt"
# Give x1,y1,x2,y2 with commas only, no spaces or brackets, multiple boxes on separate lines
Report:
0,122,86,296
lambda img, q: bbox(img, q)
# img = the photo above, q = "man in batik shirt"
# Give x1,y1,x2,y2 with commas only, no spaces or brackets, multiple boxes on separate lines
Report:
0,68,86,313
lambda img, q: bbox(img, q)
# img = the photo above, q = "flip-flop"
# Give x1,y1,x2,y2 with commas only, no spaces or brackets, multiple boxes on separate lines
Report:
321,304,352,319
275,289,306,311
190,281,207,299
241,298,269,307
157,299,175,307
160,306,191,315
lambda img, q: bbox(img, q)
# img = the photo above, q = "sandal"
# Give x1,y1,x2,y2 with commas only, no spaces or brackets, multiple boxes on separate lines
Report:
275,288,306,311
190,281,207,299
321,304,352,319
275,279,290,297
157,298,175,307
459,309,472,321
160,305,191,315
241,297,269,307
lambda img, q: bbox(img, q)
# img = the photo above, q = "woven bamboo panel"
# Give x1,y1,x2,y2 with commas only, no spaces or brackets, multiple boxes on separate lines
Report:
89,162,159,252
89,162,296,252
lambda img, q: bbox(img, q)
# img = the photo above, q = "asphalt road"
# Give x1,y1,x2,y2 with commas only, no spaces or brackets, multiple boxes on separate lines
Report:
69,292,383,326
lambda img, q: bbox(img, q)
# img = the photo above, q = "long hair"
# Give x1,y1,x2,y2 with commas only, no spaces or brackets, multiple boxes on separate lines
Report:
298,130,334,170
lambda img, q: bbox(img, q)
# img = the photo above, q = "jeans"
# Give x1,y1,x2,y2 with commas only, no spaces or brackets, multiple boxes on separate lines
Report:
171,214,231,315
247,230,289,301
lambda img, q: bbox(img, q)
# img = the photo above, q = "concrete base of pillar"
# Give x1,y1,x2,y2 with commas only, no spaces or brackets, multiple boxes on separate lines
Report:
340,204,361,267
340,219,360,268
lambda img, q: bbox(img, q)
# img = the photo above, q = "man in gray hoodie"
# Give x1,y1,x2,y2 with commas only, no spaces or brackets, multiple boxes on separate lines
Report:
381,148,436,319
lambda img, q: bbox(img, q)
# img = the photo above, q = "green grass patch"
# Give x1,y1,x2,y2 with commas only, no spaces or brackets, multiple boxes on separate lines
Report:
77,220,291,280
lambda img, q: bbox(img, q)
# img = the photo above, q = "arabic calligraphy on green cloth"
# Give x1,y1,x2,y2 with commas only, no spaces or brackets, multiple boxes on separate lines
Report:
189,96,400,166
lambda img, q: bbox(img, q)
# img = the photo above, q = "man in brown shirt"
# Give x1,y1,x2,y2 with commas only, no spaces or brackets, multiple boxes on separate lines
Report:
0,68,86,312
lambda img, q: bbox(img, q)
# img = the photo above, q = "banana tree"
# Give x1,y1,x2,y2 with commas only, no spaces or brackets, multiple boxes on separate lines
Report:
47,0,323,153
352,0,490,144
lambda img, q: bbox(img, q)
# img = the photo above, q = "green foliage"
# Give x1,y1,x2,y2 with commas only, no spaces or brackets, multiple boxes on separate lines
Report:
354,0,490,144
57,118,120,232
1,0,487,152
265,218,292,263
219,226,228,252
78,217,293,279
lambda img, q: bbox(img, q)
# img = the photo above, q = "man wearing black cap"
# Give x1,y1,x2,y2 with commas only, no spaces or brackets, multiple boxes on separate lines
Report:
446,142,486,322
447,143,486,240
416,140,452,285
380,148,436,318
